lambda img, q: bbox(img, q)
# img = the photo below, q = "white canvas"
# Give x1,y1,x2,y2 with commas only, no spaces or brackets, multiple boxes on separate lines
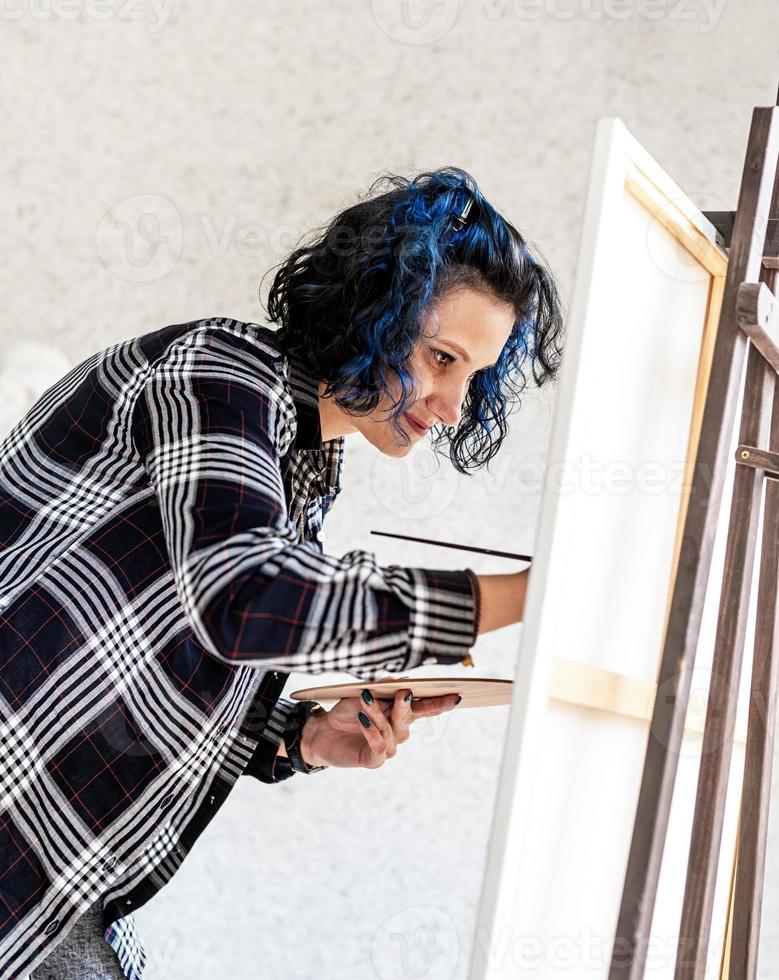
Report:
469,118,743,980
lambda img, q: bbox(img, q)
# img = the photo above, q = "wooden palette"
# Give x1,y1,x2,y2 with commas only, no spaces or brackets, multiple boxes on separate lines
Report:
290,676,513,709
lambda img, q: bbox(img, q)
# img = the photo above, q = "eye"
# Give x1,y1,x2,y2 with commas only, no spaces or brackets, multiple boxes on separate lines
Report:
430,346,456,368
429,346,482,384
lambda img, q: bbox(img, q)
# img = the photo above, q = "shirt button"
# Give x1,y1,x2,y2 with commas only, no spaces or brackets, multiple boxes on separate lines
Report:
159,793,175,811
43,917,59,935
103,856,116,872
315,530,324,542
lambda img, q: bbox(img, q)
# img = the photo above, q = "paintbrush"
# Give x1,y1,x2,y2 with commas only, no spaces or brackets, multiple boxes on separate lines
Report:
369,530,532,562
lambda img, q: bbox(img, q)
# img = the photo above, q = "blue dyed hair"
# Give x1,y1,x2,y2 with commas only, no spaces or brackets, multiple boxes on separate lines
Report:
261,166,565,474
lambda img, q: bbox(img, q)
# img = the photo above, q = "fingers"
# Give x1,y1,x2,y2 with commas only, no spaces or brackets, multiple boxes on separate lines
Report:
358,689,397,764
390,689,413,746
355,688,462,767
368,690,462,721
408,692,461,718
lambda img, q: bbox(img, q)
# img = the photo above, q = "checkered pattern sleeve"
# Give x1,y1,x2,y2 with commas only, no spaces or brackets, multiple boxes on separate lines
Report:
130,326,477,681
243,697,299,782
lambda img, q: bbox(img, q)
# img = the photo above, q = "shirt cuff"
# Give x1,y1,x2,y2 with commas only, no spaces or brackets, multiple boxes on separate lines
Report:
399,566,479,669
242,697,300,783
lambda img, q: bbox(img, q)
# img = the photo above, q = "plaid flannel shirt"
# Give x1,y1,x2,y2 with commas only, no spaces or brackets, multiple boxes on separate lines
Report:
0,316,478,979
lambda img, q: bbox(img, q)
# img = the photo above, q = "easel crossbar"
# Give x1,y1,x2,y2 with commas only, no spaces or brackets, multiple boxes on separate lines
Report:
735,443,779,478
737,281,779,373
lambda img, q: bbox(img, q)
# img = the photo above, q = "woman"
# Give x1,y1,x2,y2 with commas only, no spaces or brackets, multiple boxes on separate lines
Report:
1,166,563,979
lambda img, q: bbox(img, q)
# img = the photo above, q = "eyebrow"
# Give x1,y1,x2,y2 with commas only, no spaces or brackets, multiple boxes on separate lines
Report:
437,338,497,369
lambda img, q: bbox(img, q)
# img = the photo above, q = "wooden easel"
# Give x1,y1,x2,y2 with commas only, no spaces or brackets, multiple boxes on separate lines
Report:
608,89,779,979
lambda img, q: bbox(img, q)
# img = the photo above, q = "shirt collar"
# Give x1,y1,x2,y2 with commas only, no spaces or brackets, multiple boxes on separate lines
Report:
284,344,327,452
254,325,345,495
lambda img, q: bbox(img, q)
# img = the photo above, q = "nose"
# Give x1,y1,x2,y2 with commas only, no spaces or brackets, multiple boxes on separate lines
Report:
426,377,469,430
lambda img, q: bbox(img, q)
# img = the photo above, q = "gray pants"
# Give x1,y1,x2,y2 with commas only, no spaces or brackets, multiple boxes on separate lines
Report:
27,899,125,980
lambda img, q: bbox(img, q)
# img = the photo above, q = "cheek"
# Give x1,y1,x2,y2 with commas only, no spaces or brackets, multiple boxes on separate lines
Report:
408,359,432,394
387,363,430,404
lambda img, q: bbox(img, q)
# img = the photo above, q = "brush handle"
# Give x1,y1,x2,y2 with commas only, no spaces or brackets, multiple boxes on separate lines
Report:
369,530,532,562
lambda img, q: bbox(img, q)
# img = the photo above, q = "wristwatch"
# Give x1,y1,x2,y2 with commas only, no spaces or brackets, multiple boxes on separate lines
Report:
281,700,329,774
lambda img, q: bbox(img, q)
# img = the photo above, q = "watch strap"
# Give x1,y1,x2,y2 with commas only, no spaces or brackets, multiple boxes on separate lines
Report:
283,700,328,773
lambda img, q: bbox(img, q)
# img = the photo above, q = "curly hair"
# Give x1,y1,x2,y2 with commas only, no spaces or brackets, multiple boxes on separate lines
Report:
260,165,565,474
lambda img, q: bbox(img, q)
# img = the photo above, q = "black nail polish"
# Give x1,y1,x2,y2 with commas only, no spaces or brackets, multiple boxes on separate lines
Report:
358,711,372,728
361,689,374,705
455,695,462,705
404,691,413,702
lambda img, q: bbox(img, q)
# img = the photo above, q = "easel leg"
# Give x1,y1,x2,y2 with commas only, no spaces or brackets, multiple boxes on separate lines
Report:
676,326,775,979
728,333,779,979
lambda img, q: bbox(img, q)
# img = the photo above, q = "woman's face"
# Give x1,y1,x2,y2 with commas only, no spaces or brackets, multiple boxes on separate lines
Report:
318,284,516,456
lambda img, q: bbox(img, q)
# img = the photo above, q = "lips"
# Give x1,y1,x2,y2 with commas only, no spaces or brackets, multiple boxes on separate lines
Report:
405,413,431,434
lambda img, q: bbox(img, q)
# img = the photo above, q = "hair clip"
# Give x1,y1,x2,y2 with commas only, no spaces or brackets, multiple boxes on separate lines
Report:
452,196,473,230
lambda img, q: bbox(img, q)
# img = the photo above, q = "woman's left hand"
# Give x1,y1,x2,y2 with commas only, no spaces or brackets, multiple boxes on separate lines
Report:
299,688,461,769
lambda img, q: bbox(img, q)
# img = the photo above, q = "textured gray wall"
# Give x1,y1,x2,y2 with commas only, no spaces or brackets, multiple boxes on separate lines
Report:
3,1,779,977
